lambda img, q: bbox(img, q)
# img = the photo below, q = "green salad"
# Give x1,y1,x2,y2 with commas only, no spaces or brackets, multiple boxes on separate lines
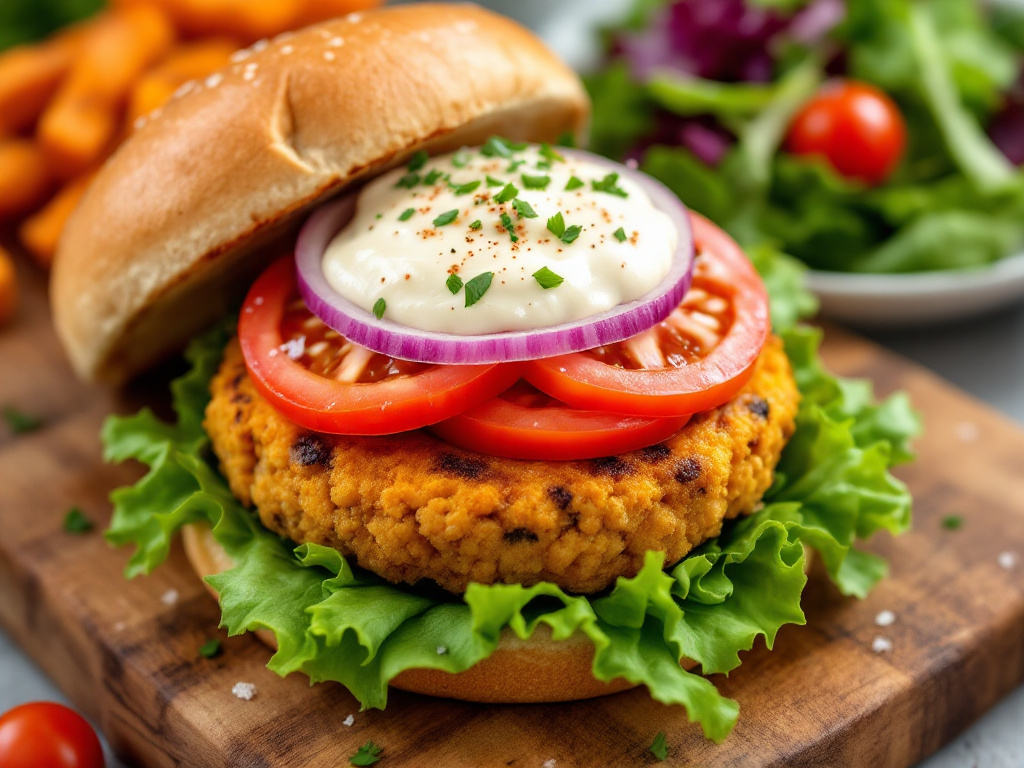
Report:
101,248,919,743
587,0,1024,273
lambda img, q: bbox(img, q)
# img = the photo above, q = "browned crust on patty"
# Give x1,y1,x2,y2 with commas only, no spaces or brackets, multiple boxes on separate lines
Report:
205,336,799,594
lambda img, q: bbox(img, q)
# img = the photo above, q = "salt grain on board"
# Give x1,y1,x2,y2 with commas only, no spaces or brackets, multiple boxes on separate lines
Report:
872,636,893,653
875,610,896,627
998,551,1019,570
161,588,179,606
956,421,979,443
232,682,257,701
343,715,355,727
543,760,557,768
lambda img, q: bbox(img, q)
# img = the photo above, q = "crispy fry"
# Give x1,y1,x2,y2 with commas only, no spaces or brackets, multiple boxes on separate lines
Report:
18,175,92,268
111,0,297,42
127,39,238,126
37,7,176,178
0,140,55,218
0,44,73,136
293,0,382,27
0,246,17,327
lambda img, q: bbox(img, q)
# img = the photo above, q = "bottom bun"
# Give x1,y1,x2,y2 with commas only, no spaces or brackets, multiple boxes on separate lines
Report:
181,522,701,703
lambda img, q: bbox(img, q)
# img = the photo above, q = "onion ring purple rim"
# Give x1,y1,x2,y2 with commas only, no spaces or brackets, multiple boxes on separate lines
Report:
294,148,695,365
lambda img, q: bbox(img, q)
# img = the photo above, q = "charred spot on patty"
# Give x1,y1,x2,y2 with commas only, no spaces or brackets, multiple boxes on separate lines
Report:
674,457,702,484
503,527,539,544
590,456,634,479
435,452,488,480
230,392,251,405
290,434,332,468
748,396,770,419
548,486,573,510
639,443,672,463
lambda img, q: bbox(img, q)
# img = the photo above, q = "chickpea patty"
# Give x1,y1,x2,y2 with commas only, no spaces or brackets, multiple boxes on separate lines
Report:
205,336,799,594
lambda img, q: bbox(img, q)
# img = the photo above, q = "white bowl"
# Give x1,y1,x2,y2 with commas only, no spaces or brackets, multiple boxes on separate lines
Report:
807,252,1024,328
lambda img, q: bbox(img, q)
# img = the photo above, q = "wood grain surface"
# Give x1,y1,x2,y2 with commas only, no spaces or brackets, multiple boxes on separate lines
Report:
2,256,1024,768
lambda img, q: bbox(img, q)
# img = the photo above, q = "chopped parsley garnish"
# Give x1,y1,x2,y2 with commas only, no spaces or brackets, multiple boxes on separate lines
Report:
499,213,519,242
512,198,537,219
407,150,429,172
2,406,43,435
451,148,471,168
485,175,505,188
398,208,415,222
433,209,459,227
614,226,628,242
546,212,582,244
521,173,550,190
423,168,445,186
532,267,564,290
62,507,94,534
650,732,669,761
494,183,518,204
375,213,382,220
372,298,386,320
446,273,464,294
592,172,628,197
350,741,383,766
199,638,222,658
942,515,964,530
449,179,481,196
540,143,565,164
464,272,494,307
395,172,419,189
469,219,482,230
481,136,519,158
565,175,584,191
555,130,576,148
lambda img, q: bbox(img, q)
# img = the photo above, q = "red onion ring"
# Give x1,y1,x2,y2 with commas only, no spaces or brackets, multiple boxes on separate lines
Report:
295,148,695,365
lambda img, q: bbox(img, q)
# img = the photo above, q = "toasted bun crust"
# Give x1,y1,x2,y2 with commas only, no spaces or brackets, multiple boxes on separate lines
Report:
181,522,664,703
52,4,589,384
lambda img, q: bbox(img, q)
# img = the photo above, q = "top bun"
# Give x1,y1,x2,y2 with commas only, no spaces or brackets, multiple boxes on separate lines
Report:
52,3,589,383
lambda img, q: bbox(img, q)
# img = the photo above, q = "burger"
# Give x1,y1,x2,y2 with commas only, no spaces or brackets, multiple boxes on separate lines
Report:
50,3,916,743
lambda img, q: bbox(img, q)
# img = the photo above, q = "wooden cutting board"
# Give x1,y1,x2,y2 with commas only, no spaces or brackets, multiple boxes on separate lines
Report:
2,256,1024,768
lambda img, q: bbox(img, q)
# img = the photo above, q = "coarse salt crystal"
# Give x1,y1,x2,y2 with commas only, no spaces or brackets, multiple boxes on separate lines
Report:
323,51,336,61
280,336,306,360
998,551,1019,570
161,588,179,606
232,682,257,700
872,636,893,653
543,760,557,768
956,422,979,443
205,73,223,89
875,610,896,627
343,714,355,726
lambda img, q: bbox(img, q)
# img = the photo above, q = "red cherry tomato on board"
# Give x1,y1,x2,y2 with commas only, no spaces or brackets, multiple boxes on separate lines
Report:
0,702,105,768
786,79,907,186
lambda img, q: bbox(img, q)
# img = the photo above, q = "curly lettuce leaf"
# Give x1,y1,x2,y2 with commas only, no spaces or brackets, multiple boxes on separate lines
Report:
102,279,918,742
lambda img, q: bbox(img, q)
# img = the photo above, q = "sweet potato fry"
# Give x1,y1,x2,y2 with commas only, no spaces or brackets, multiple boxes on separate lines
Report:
0,140,55,219
18,175,92,268
0,44,73,136
293,0,382,28
127,39,238,126
37,7,176,178
0,246,17,327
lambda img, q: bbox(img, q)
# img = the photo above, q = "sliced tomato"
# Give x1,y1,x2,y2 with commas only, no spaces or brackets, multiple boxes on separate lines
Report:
523,213,769,418
238,258,522,435
428,380,690,461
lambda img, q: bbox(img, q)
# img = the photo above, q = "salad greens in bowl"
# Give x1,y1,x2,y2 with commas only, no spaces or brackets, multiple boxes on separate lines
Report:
585,0,1024,325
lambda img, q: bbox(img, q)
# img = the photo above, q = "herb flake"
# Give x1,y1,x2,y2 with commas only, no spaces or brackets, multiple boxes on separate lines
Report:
592,172,628,197
499,213,519,242
546,212,566,238
561,224,583,244
449,179,481,196
199,638,222,658
446,273,463,294
395,172,419,189
521,173,551,190
2,406,43,435
433,209,459,227
398,208,415,222
565,176,584,191
512,198,538,219
650,731,669,761
539,143,564,164
942,515,964,530
485,175,505,188
63,507,94,534
451,149,471,168
464,272,494,307
350,741,383,767
494,183,518,204
407,150,429,172
614,227,628,242
423,168,445,186
469,219,482,230
533,267,564,290
372,298,386,320
481,136,520,158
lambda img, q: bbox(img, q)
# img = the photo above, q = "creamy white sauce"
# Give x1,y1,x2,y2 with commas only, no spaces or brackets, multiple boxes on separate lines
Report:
321,144,677,335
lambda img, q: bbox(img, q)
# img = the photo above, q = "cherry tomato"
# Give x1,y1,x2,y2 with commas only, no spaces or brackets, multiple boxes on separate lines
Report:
785,79,907,186
428,380,690,460
0,702,105,768
523,213,769,418
238,257,522,435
